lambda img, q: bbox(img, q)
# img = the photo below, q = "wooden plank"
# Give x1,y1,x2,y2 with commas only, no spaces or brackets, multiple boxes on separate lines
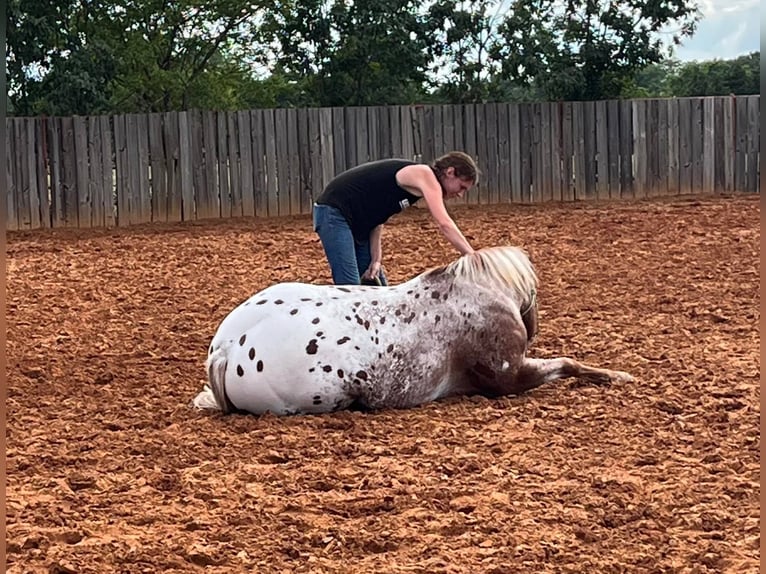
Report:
61,116,79,226
618,100,634,198
319,108,335,192
595,100,609,199
366,106,379,161
519,103,533,203
148,113,167,222
690,97,704,192
645,99,658,195
606,100,621,198
539,102,553,202
571,102,586,200
475,104,489,204
308,108,323,204
441,105,455,153
703,97,715,193
189,110,205,219
127,114,143,224
400,106,415,160
723,97,735,191
734,96,747,190
216,112,231,219
453,105,464,154
452,105,467,205
332,107,346,175
344,107,357,169
26,119,42,228
262,108,279,217
202,110,219,219
513,103,529,202
177,111,195,221
6,120,18,230
113,115,127,225
582,101,597,199
529,102,543,203
412,105,424,162
275,108,290,215
430,105,442,161
678,98,692,194
237,109,255,217
745,95,759,193
101,116,114,227
34,119,49,227
486,102,500,204
463,104,478,203
88,116,103,227
375,106,391,160
47,118,64,227
73,116,90,226
16,119,31,228
286,107,302,215
126,114,143,224
251,109,268,217
137,113,152,223
297,107,313,214
18,117,29,227
164,112,182,222
497,103,512,203
5,121,16,230
656,99,669,195
667,98,680,195
390,106,403,158
226,111,242,217
713,97,725,193
356,106,369,165
20,119,33,227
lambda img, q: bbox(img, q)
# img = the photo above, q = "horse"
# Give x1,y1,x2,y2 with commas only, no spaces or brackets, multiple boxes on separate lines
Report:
192,245,634,416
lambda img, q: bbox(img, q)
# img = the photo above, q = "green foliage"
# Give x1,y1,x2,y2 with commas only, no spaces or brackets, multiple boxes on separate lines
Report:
667,52,760,96
623,52,760,97
262,0,435,106
494,0,700,101
7,0,754,116
427,0,504,103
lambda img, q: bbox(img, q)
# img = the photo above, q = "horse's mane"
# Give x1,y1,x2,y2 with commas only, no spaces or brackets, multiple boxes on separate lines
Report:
426,245,538,301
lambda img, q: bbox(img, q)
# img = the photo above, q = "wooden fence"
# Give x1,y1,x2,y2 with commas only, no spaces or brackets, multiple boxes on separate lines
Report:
5,95,760,230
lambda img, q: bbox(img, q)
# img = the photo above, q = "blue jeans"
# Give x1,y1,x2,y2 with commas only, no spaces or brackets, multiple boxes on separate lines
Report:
312,203,388,286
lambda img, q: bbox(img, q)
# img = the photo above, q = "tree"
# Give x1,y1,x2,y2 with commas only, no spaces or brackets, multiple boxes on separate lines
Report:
493,0,701,101
7,0,276,115
427,0,505,103
262,0,435,106
668,52,760,96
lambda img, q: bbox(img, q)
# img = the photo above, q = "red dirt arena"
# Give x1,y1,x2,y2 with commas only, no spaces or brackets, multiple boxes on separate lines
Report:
6,194,759,574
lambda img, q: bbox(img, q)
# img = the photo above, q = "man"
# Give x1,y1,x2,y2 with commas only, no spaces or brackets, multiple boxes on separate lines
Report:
312,151,479,285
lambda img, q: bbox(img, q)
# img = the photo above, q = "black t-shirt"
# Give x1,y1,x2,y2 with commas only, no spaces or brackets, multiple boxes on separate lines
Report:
315,159,422,240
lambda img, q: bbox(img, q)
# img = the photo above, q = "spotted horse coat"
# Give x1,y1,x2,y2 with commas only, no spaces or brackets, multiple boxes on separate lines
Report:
193,246,634,416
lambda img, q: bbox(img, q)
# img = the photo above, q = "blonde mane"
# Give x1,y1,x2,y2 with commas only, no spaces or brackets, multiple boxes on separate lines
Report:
429,246,538,303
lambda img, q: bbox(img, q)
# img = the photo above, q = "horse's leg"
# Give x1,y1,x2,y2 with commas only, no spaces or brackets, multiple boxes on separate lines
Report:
512,356,634,393
521,296,538,345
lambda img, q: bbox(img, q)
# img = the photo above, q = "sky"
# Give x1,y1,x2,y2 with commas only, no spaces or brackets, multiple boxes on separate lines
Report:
670,0,760,61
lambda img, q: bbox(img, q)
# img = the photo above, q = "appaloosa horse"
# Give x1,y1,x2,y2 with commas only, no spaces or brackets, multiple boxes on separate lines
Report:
193,246,633,415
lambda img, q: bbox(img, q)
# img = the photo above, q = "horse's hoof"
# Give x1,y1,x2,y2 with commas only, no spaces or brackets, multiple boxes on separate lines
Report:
612,371,635,383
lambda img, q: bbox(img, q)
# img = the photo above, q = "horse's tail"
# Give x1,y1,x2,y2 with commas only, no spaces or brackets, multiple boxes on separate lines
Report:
192,345,235,414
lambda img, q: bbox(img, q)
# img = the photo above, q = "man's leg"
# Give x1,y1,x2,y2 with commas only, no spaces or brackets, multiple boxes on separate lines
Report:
313,204,361,285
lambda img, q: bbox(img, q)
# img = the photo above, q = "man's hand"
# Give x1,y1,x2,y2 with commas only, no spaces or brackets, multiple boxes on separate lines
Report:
362,261,383,281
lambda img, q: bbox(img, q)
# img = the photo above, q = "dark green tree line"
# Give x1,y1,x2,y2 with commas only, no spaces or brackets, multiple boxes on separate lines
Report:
8,0,756,116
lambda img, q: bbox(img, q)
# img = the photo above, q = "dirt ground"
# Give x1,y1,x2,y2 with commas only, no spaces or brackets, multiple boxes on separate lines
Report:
6,194,760,574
